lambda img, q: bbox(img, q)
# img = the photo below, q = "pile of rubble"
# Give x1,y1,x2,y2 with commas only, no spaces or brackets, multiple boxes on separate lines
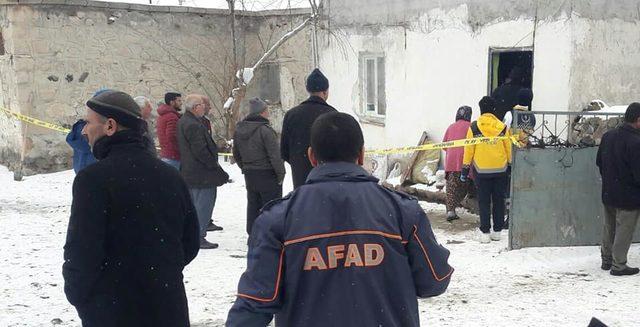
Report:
571,115,623,146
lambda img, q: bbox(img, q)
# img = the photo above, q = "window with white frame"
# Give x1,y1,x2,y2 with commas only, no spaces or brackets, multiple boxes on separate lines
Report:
360,53,386,117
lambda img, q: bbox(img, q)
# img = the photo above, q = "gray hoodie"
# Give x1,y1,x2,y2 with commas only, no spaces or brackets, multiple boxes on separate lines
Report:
233,114,286,182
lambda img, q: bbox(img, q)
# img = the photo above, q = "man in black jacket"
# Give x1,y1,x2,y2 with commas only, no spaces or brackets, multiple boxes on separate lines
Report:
63,90,200,327
234,98,286,235
177,94,229,249
281,68,337,189
491,67,524,121
596,102,640,276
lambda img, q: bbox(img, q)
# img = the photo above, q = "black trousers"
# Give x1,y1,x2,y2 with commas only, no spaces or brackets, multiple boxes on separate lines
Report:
244,170,283,235
475,174,508,233
289,154,313,189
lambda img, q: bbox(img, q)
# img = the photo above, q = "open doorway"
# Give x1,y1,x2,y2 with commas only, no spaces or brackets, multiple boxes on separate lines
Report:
488,48,533,94
488,47,534,120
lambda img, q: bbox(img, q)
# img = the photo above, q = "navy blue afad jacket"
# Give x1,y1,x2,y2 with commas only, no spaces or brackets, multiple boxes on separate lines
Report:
226,162,453,327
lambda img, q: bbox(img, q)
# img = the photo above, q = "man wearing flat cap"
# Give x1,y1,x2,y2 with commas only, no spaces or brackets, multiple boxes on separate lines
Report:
62,90,201,326
233,98,286,236
281,68,337,189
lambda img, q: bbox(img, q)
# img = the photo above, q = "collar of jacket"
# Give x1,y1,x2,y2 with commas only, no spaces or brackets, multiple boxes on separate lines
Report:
306,162,378,184
184,110,202,122
622,123,640,136
92,129,146,160
480,113,499,120
157,104,181,117
301,95,335,109
243,114,269,124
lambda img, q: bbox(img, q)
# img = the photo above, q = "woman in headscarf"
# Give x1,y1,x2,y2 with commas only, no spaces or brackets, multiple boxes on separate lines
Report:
442,105,474,221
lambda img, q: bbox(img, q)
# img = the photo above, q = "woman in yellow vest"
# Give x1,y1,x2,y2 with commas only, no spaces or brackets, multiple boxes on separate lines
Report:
461,96,512,244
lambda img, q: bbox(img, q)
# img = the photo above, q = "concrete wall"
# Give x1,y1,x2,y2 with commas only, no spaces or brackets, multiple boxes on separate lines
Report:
0,1,312,174
319,0,640,150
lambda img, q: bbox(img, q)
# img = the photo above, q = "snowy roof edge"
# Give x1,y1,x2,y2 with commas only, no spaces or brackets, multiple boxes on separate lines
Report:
0,0,312,16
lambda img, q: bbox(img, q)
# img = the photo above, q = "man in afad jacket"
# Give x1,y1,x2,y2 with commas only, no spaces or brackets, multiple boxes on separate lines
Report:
63,90,200,326
462,96,512,244
233,98,286,236
280,68,337,189
227,112,453,327
596,102,640,276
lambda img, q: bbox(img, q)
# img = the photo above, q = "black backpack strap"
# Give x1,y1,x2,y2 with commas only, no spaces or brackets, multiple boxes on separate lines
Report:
498,126,507,137
471,121,483,137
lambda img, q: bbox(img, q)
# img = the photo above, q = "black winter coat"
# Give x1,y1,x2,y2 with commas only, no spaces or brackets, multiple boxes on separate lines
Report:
177,111,229,188
596,124,640,210
233,114,285,183
63,130,200,327
280,96,337,187
492,82,522,121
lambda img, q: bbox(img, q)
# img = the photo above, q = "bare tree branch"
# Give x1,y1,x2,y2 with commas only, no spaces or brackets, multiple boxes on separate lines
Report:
250,14,314,72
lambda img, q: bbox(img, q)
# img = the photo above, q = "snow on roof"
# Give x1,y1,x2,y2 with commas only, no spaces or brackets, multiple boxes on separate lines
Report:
589,99,628,114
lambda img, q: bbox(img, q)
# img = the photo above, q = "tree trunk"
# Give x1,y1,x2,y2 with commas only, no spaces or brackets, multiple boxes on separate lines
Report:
381,182,479,214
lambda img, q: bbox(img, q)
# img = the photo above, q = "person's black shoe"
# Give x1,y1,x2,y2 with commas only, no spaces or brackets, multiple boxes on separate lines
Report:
207,222,223,231
200,239,219,249
601,262,612,270
610,267,639,276
446,215,460,222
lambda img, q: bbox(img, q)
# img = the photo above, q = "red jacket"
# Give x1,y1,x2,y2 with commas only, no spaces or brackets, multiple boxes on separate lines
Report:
156,104,181,160
442,120,471,173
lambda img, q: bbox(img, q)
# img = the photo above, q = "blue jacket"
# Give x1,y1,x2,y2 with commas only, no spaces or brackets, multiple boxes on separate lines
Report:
226,162,453,327
66,120,96,173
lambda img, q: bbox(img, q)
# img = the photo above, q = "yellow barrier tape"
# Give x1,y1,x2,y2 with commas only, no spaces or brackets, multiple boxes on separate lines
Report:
154,146,233,157
2,106,520,157
0,107,71,133
365,136,521,155
2,108,237,157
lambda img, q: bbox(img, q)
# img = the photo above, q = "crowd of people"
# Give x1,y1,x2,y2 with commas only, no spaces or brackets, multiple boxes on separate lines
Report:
442,70,640,277
58,66,639,326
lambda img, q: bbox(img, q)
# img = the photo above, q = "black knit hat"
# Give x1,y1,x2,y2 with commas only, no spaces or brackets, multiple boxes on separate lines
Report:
87,90,143,129
249,98,268,115
517,88,533,107
306,68,329,93
479,96,496,115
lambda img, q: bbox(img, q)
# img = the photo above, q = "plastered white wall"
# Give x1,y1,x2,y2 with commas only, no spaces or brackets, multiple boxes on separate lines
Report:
320,4,578,150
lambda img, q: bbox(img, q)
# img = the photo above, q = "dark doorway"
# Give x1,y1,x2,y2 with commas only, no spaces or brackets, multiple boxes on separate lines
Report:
488,48,533,94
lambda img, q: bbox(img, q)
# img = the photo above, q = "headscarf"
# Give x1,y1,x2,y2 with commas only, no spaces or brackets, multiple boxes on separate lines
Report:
455,105,472,122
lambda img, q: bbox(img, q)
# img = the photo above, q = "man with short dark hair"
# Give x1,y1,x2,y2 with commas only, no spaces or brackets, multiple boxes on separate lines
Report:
63,90,200,326
157,92,183,169
462,96,512,244
233,98,285,236
596,102,640,276
280,69,337,189
177,94,229,249
227,112,453,327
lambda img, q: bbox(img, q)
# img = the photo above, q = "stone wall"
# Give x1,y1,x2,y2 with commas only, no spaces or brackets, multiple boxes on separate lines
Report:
0,6,23,174
0,1,312,174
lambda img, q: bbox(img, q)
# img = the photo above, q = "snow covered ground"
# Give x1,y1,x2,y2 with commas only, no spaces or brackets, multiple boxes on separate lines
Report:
1,162,639,327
